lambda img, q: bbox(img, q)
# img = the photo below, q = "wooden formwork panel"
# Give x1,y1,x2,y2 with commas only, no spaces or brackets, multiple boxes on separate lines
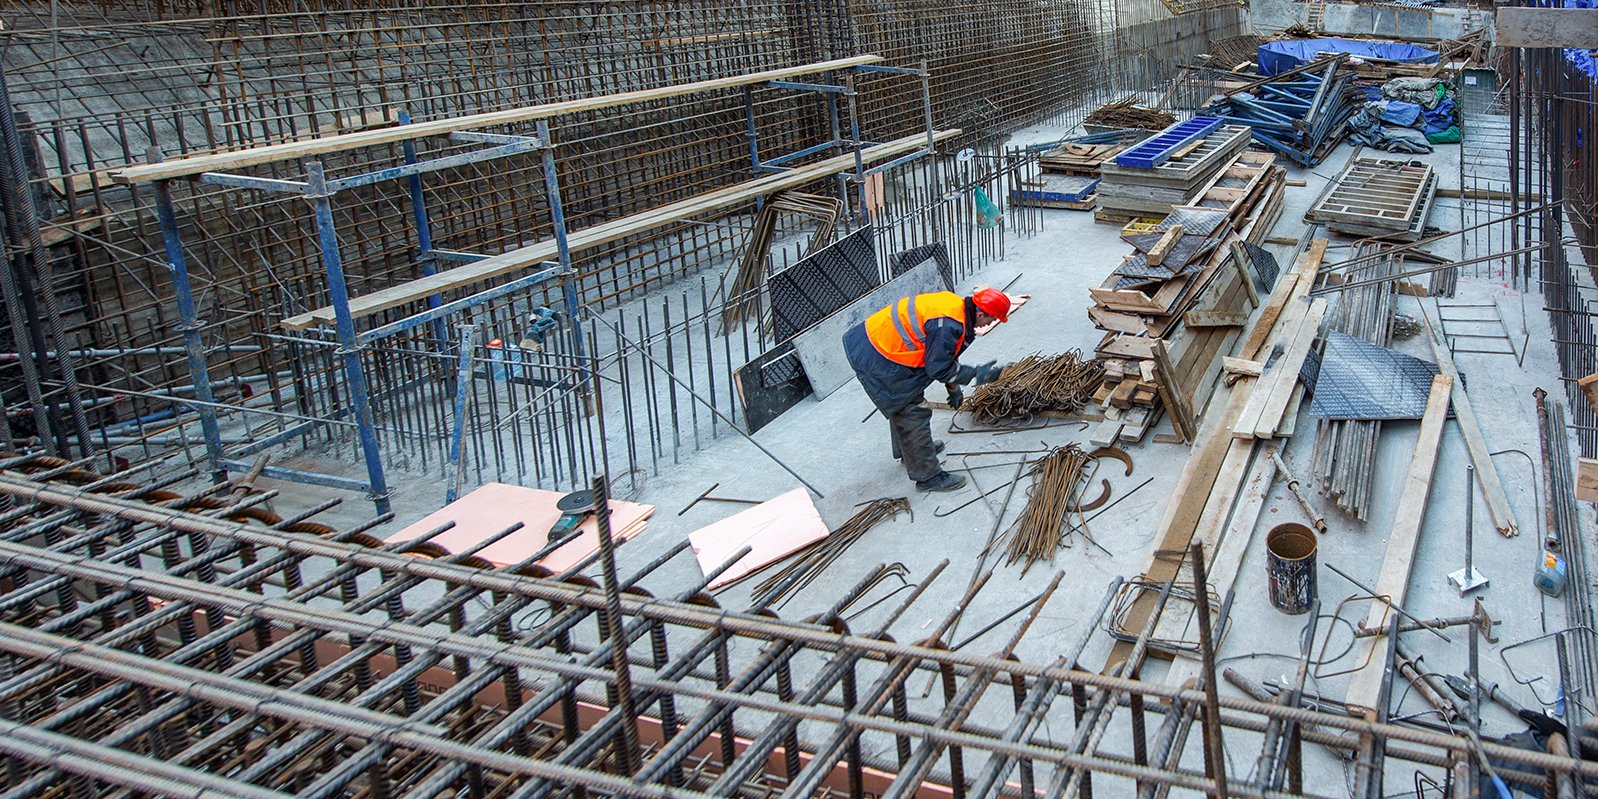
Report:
1307,156,1433,233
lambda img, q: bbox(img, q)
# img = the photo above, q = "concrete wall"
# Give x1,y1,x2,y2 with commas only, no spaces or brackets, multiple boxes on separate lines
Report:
1248,0,1491,40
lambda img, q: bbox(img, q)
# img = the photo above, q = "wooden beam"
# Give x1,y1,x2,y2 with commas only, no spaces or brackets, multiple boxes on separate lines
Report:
1185,310,1248,328
281,130,959,329
1236,299,1327,439
1222,356,1263,378
1102,384,1252,675
1579,459,1598,503
1425,318,1519,537
1344,374,1453,714
1147,225,1183,266
1578,373,1598,417
113,56,886,184
1496,7,1598,49
1238,238,1325,362
1152,340,1197,444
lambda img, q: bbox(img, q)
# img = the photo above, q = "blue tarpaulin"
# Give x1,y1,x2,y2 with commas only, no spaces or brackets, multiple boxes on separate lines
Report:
1257,38,1440,76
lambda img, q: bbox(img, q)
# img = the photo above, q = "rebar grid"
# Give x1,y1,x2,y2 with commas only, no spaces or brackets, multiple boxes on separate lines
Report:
0,452,1591,799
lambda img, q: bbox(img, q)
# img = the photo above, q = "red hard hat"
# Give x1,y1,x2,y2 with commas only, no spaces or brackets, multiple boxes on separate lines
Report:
972,288,1011,323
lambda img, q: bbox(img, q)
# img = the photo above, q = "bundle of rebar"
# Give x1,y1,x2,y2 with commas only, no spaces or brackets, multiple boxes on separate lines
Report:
753,496,910,605
962,351,1104,424
1084,97,1176,131
1001,445,1090,571
1311,242,1400,520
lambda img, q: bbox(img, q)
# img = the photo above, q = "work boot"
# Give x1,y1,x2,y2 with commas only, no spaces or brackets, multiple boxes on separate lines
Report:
915,470,967,493
895,440,945,460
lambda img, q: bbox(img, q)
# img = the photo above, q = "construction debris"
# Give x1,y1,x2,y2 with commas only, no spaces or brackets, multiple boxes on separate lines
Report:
1089,147,1288,439
1085,97,1177,131
961,351,1105,424
752,496,912,604
1001,444,1094,570
1200,55,1360,166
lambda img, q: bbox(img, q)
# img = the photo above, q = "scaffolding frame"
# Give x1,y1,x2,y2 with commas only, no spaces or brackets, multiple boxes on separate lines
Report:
111,58,939,514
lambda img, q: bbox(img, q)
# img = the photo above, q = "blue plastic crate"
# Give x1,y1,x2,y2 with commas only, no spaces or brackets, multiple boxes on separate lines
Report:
1112,116,1225,169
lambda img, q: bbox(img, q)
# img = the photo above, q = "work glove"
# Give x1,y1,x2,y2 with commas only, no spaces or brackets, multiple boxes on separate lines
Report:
971,360,1005,385
945,383,964,410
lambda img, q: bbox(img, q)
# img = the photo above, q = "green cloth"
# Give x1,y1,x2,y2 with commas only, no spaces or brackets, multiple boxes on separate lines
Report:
1426,124,1461,144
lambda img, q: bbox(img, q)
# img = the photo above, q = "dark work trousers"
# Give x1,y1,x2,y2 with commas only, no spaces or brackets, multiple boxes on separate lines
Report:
886,402,940,483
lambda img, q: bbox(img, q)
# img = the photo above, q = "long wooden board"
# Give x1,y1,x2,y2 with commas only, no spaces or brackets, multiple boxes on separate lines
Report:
1343,375,1453,714
282,130,959,329
1425,319,1519,537
113,56,885,184
1239,238,1326,361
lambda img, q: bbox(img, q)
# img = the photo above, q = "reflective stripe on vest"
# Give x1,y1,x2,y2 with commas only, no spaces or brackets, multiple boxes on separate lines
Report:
863,291,966,369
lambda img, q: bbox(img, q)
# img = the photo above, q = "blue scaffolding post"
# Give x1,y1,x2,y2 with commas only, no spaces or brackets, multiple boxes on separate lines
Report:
397,111,449,349
304,161,393,515
148,149,227,484
535,120,590,400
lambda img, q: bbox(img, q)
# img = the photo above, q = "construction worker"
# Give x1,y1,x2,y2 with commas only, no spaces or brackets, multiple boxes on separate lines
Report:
843,288,1016,492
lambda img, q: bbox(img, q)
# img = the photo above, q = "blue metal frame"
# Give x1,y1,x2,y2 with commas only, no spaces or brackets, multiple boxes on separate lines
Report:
537,120,589,377
150,151,227,483
768,79,851,94
306,161,393,514
399,111,449,349
445,323,475,503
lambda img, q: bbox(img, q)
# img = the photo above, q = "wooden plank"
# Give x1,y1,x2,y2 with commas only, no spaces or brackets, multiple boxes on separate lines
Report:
1344,375,1453,714
1244,299,1327,439
1102,383,1251,675
1579,459,1598,503
114,56,885,183
1222,356,1263,378
1232,298,1310,437
1152,340,1197,443
283,130,959,329
1496,7,1598,48
1184,310,1247,328
1239,238,1326,361
1426,319,1519,537
1164,443,1279,682
1147,226,1184,265
1579,373,1598,416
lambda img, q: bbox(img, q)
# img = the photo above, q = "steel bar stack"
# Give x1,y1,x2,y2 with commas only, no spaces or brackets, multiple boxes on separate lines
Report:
0,452,1591,796
1200,55,1361,167
1310,242,1400,520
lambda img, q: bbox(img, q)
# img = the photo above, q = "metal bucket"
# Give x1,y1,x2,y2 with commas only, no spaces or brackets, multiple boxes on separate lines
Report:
1266,523,1317,615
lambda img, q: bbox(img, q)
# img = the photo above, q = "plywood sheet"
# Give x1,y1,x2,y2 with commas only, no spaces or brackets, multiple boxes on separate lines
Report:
791,261,950,399
386,482,654,573
688,487,828,589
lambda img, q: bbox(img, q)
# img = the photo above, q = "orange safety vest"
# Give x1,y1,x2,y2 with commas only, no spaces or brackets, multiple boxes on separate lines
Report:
864,291,967,368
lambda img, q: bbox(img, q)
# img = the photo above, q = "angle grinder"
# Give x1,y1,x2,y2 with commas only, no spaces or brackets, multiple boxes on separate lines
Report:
547,488,597,544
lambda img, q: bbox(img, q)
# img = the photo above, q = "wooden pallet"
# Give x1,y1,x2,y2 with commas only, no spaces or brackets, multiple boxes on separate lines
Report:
1307,156,1433,234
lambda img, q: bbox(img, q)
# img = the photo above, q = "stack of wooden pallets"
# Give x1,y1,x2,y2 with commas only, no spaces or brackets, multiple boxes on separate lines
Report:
1094,125,1253,224
1085,148,1288,446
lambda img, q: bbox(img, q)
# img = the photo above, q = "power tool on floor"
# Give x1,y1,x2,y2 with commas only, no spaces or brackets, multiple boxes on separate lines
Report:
547,488,597,544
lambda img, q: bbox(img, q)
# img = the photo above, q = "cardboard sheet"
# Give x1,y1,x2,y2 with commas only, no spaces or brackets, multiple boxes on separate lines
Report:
385,482,653,573
687,487,828,589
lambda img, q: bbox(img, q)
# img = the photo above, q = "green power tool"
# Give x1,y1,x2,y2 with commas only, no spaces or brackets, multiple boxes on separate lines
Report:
547,489,597,543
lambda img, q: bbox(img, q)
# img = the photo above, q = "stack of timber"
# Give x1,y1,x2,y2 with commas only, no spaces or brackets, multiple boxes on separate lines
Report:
1105,241,1330,675
1086,148,1288,446
1094,125,1252,224
1305,155,1437,241
1039,144,1125,177
1199,54,1360,167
